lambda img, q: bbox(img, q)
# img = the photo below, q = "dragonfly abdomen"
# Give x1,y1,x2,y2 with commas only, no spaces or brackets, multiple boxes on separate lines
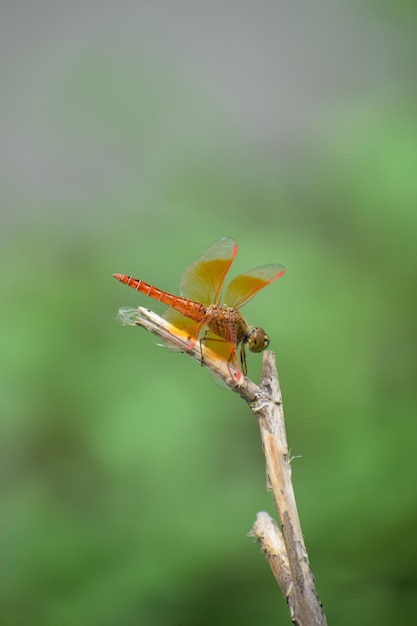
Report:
113,274,206,321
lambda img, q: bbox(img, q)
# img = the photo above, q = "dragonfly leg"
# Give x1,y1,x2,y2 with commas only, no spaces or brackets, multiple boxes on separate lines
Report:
199,330,208,367
226,350,242,382
239,343,248,376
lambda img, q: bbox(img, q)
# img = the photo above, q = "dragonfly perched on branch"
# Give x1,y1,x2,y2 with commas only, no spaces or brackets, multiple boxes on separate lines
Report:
114,237,285,379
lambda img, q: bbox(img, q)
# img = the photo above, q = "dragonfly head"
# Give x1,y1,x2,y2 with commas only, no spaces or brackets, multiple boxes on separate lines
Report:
247,327,270,353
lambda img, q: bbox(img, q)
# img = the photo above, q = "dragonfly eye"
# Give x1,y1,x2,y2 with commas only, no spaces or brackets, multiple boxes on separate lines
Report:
247,327,270,353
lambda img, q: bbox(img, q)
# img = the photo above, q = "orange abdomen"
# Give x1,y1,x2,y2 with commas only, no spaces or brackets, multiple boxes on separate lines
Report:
113,273,206,322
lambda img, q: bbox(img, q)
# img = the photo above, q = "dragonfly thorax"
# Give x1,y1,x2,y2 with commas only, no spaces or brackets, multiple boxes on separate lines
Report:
205,304,249,345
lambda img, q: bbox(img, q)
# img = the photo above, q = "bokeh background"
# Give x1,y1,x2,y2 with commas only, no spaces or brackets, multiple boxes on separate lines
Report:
1,2,416,625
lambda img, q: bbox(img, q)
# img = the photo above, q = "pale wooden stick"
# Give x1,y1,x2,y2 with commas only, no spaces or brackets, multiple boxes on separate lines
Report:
249,354,327,626
117,306,327,625
249,512,294,605
117,306,245,385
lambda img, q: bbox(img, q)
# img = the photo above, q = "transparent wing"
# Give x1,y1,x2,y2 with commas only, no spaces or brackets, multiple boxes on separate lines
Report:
202,329,239,369
179,237,238,305
223,264,286,309
163,308,203,340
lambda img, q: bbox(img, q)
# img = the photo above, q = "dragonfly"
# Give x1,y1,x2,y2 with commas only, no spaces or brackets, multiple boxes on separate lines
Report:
113,237,285,378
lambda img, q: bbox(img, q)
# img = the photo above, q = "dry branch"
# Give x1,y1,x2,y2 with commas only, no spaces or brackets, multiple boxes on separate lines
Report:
117,306,327,626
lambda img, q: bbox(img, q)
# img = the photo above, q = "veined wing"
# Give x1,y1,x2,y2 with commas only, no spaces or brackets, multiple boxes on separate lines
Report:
179,237,238,305
163,308,204,340
202,329,240,368
223,264,285,309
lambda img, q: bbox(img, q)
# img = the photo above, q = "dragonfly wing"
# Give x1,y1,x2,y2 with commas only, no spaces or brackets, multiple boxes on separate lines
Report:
163,308,203,340
202,329,239,368
180,237,238,305
223,264,286,309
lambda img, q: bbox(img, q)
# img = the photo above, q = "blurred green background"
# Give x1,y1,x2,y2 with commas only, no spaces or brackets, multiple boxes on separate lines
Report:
1,2,416,625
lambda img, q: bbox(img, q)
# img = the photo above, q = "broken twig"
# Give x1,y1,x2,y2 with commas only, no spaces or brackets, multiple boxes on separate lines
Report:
117,306,327,626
